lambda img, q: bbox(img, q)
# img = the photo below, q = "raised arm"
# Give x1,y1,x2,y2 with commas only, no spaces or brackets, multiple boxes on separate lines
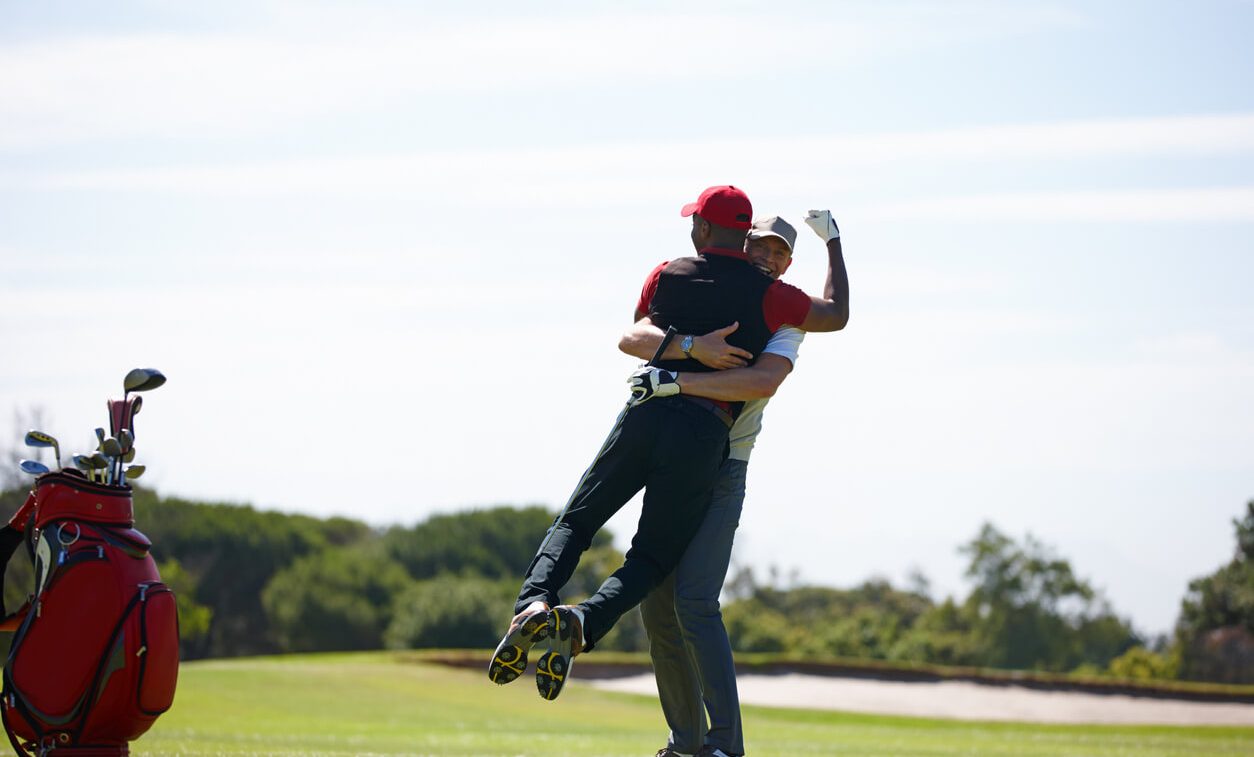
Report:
627,327,803,405
619,316,755,370
797,210,850,333
675,353,793,401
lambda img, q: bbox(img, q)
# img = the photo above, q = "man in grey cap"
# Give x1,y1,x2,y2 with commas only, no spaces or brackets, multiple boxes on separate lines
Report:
621,210,848,757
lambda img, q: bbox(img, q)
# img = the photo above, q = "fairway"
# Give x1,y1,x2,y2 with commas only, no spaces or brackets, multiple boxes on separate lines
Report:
137,652,1254,756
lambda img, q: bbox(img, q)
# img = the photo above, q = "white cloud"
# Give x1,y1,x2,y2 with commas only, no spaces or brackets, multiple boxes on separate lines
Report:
857,187,1254,222
11,113,1254,194
7,113,1253,224
0,2,1086,149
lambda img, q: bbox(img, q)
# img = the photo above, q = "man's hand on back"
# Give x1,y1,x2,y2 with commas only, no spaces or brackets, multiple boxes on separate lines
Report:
690,322,753,369
628,367,680,407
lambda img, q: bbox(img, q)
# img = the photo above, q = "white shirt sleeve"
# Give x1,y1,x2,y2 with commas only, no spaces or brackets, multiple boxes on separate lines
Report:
762,326,805,366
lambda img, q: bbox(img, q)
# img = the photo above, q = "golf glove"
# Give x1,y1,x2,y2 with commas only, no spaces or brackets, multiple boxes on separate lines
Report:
804,209,840,242
628,367,679,407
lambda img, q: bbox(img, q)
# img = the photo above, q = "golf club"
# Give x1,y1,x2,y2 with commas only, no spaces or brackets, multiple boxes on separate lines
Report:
126,395,143,435
116,429,134,484
19,459,50,476
72,454,93,480
123,368,166,402
122,464,145,481
88,452,110,484
24,430,61,470
101,437,122,485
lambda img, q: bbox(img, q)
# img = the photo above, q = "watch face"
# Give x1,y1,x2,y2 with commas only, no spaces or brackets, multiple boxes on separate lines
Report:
682,335,694,354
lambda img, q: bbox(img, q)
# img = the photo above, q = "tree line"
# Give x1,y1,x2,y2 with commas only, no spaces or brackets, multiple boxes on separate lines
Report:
0,484,1250,684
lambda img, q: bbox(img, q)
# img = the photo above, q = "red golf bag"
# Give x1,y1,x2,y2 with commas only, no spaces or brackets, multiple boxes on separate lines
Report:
0,471,179,756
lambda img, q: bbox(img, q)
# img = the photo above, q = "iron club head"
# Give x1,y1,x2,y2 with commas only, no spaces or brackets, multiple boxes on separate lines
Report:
24,430,61,469
19,459,50,476
100,438,122,485
122,464,145,480
72,454,93,478
114,430,133,484
88,452,110,483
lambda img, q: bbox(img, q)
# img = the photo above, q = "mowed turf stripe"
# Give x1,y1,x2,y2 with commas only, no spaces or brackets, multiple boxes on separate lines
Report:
137,652,1254,756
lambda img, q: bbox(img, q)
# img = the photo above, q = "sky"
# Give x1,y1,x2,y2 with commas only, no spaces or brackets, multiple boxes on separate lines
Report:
1,0,1252,638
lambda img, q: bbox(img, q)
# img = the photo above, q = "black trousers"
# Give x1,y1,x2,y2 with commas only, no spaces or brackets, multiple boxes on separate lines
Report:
515,396,730,649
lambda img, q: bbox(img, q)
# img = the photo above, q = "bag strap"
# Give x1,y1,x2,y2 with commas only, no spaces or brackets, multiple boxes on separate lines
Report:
1,670,37,757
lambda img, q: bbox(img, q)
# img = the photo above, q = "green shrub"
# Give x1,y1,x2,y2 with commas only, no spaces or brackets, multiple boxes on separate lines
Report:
263,546,412,652
386,574,517,649
1107,645,1179,680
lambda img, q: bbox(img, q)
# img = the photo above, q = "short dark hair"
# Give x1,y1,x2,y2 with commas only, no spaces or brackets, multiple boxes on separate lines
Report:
707,223,747,249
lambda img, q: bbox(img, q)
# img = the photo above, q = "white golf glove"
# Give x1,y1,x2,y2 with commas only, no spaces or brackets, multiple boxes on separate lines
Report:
804,209,840,242
628,366,680,407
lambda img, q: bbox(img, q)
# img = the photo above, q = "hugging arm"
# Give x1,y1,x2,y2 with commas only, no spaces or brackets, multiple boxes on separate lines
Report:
673,353,793,401
620,316,754,370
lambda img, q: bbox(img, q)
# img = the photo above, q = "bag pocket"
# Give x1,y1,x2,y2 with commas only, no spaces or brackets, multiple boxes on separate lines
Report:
134,582,179,716
10,549,118,726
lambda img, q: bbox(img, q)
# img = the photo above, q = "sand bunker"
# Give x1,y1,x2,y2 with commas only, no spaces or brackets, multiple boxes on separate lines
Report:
588,672,1254,726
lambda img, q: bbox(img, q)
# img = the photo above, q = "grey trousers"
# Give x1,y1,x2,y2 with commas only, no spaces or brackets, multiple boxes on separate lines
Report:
639,457,747,757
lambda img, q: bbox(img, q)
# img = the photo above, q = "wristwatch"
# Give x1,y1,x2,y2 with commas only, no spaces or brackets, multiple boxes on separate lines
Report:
681,335,695,357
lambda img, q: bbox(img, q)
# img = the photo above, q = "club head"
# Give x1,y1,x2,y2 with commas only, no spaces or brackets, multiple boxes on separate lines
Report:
19,459,50,476
70,454,92,480
118,429,134,454
123,368,167,395
123,447,136,463
95,427,106,449
24,430,57,451
102,437,123,457
122,464,145,480
86,452,109,483
24,430,62,468
131,395,143,416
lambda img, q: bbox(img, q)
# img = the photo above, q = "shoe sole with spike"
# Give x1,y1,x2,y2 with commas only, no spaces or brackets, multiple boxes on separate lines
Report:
488,611,549,685
536,607,578,700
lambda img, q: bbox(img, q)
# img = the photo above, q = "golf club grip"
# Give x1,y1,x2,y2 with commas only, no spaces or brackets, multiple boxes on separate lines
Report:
648,326,679,367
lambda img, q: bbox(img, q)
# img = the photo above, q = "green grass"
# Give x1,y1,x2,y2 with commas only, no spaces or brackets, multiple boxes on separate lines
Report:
137,652,1254,756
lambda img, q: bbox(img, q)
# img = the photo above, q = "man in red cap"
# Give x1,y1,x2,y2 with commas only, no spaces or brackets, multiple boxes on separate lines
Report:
623,209,848,757
490,186,833,702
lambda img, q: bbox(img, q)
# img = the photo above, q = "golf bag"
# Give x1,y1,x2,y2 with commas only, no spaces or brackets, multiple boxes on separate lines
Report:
0,471,179,756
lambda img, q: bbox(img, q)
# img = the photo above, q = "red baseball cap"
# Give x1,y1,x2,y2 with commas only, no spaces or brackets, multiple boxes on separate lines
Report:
680,185,753,230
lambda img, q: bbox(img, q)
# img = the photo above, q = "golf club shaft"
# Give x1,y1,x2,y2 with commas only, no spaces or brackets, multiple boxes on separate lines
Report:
647,325,679,367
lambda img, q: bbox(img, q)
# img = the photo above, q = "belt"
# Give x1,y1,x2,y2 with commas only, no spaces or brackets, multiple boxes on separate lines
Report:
679,395,734,429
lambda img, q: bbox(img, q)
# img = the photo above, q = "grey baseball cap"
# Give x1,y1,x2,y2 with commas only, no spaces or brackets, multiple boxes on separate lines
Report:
747,216,797,252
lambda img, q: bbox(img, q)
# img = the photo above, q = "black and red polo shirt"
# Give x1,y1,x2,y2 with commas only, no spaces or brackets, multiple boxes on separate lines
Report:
635,246,811,416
